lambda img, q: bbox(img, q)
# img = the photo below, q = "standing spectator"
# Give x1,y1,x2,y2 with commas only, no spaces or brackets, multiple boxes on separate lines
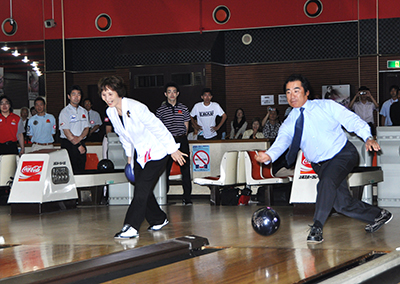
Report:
380,85,399,126
0,95,25,155
98,76,186,239
58,85,90,173
20,106,30,142
229,108,247,139
20,107,29,129
349,86,379,135
102,115,114,159
190,88,227,140
156,82,192,205
242,117,264,139
30,106,37,117
83,98,103,142
261,107,281,139
27,97,56,151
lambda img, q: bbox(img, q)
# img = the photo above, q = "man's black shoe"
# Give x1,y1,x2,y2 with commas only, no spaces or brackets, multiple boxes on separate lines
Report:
307,225,324,243
365,209,393,233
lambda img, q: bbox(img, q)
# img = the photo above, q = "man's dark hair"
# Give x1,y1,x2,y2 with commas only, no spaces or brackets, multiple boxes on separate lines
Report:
68,85,83,96
202,88,213,96
34,97,46,105
83,98,92,104
0,95,13,112
358,86,370,91
98,76,126,98
389,85,399,93
164,82,180,93
284,74,310,93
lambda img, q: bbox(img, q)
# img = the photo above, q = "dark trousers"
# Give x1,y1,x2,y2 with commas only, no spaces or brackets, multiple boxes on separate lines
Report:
124,155,168,230
166,135,192,201
311,141,381,226
86,132,102,142
0,141,18,155
60,138,87,174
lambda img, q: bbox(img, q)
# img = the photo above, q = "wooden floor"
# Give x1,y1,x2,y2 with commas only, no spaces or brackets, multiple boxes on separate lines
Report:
1,199,400,283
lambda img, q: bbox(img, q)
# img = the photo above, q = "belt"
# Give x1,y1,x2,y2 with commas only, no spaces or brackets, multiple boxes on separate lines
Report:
314,159,330,167
1,141,17,146
34,142,53,146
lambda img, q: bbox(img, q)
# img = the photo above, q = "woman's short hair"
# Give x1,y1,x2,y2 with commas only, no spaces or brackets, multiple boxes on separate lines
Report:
98,76,126,98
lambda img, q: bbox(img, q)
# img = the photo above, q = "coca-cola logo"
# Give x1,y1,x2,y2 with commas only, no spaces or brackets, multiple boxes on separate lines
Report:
19,161,44,182
301,157,312,168
22,165,42,175
300,153,316,175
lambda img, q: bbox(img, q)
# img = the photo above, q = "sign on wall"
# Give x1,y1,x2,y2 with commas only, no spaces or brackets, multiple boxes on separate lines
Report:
260,94,274,106
192,145,210,172
278,94,288,105
322,84,351,109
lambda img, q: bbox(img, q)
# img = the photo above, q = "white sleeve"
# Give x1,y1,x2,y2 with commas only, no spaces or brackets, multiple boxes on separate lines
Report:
136,103,179,154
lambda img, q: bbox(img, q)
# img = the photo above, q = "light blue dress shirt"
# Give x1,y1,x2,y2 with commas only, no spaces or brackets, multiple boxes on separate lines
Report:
266,99,371,164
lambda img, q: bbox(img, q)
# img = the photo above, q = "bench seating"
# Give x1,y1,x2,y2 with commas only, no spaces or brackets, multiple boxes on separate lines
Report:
242,150,292,205
194,151,243,205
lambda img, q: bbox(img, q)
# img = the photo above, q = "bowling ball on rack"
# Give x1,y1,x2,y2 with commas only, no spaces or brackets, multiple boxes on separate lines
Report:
124,163,135,183
251,207,280,236
97,159,114,173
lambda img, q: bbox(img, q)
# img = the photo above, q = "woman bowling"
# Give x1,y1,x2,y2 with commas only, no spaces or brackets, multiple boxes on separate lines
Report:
98,76,187,239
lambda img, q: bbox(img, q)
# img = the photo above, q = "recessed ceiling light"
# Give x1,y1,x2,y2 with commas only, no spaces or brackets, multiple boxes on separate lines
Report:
12,49,20,57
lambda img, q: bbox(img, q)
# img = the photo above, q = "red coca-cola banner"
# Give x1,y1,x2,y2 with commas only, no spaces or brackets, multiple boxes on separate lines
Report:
18,161,44,182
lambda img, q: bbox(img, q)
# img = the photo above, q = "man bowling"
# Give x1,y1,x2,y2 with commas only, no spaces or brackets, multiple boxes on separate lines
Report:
256,74,392,243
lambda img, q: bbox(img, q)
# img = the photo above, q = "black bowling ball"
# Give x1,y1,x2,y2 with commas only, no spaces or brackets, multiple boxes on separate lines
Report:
97,159,114,172
251,207,280,236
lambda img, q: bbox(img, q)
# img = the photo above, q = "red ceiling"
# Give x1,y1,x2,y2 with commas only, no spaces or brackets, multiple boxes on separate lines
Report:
0,0,399,42
0,0,399,73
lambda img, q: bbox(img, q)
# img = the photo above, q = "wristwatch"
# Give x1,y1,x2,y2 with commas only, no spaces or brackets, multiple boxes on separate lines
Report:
367,136,374,141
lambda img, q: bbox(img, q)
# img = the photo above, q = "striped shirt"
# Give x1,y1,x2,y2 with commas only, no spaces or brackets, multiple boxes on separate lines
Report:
156,101,190,136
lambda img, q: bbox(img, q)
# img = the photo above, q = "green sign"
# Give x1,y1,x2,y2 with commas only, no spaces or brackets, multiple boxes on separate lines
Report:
387,60,400,68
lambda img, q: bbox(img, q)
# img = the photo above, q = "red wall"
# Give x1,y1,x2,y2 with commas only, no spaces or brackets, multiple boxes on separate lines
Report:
1,0,400,42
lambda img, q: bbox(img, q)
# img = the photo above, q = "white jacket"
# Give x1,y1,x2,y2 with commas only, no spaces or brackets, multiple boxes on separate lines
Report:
107,98,179,168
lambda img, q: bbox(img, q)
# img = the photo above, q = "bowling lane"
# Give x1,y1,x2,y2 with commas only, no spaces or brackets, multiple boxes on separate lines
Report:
101,247,374,283
1,203,400,281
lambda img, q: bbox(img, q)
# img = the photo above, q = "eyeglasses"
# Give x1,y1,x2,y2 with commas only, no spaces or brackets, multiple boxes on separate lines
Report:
0,102,10,105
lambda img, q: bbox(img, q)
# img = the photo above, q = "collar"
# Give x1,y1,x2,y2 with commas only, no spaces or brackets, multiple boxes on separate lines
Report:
202,102,212,107
165,100,177,108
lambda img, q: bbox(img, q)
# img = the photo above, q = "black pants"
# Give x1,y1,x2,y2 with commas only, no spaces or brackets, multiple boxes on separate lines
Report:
165,135,192,201
86,132,102,142
311,141,381,226
0,141,18,155
124,155,168,230
60,138,87,174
